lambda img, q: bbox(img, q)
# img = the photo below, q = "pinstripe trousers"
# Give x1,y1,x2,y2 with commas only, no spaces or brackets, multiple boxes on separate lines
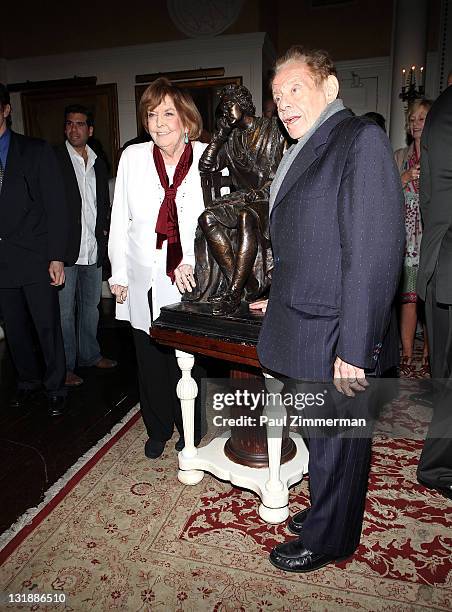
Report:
291,381,377,557
301,435,372,556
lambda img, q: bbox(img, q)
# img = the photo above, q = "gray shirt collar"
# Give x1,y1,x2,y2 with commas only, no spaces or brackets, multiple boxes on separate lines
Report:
270,98,346,210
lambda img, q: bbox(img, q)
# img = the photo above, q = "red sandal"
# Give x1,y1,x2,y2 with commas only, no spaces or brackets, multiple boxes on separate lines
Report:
419,356,431,377
399,356,414,377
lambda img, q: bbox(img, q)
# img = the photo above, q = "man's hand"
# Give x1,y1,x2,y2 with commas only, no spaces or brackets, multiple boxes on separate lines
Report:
49,261,65,286
333,356,368,397
175,264,196,294
249,299,268,314
110,284,128,304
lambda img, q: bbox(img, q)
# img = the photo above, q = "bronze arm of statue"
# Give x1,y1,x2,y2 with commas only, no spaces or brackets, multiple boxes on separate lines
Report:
198,115,231,174
187,84,286,316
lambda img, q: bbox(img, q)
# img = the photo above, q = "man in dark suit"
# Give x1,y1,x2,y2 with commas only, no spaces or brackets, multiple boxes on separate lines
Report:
253,47,404,572
416,85,452,499
54,105,116,387
0,83,68,415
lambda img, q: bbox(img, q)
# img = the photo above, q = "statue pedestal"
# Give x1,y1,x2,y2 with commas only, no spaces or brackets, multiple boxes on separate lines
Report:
150,303,308,524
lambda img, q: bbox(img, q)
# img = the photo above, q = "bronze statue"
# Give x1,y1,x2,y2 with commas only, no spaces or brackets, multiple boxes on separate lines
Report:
187,84,286,316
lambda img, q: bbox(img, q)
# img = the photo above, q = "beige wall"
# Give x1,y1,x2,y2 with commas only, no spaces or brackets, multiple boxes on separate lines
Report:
6,33,271,146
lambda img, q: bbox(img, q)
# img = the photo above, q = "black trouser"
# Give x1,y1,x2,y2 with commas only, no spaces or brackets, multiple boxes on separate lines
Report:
417,271,452,487
417,392,452,488
0,281,66,396
301,435,372,556
132,328,204,442
424,269,452,379
289,378,382,557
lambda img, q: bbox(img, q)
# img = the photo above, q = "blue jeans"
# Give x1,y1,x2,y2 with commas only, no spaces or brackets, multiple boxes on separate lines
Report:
58,264,102,371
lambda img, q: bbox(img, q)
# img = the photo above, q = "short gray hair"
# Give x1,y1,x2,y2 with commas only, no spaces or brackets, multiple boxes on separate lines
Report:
274,46,337,87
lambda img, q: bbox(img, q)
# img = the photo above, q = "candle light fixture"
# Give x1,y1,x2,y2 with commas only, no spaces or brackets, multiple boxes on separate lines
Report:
399,65,425,107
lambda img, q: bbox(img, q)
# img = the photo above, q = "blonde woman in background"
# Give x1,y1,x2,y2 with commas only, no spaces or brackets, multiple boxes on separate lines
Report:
394,98,432,375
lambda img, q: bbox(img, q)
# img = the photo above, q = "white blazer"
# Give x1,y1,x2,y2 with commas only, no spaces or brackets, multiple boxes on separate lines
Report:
108,140,207,333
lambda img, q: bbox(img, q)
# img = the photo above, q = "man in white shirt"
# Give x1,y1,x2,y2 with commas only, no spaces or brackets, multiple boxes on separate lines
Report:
55,105,116,386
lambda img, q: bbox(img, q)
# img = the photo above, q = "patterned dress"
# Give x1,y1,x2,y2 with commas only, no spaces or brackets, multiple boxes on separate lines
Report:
394,144,422,303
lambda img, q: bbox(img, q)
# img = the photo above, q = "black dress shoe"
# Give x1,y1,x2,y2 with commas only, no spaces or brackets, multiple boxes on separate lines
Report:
48,395,66,417
437,486,452,500
287,507,311,535
175,434,202,452
10,388,39,408
418,478,452,499
144,438,166,459
269,538,350,573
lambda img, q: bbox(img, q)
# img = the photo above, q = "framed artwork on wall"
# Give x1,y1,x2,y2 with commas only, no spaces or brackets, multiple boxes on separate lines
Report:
21,83,120,176
135,76,243,141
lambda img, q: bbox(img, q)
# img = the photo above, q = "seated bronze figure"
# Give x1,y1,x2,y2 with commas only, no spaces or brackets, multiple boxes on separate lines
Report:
187,84,286,316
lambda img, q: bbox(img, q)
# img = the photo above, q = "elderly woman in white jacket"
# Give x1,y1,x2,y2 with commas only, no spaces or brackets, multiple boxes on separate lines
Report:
109,78,206,459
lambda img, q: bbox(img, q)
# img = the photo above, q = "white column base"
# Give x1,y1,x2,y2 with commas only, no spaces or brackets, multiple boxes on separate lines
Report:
258,503,289,524
178,432,308,523
175,349,203,487
175,350,309,524
177,468,204,485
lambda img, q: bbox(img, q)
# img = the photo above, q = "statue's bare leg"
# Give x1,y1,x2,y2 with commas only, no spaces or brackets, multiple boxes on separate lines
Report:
198,209,236,297
214,210,258,316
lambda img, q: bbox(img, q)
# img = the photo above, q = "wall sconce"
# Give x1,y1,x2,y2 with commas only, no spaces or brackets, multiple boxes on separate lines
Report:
399,65,425,107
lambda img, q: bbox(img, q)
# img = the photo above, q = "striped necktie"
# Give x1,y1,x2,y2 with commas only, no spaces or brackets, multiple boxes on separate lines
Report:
0,157,4,193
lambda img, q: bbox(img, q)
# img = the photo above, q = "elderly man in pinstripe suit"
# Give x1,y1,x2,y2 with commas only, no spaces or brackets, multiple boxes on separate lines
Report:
252,46,404,572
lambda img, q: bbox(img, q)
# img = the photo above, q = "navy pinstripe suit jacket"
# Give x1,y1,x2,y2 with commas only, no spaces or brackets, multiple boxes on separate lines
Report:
257,109,405,382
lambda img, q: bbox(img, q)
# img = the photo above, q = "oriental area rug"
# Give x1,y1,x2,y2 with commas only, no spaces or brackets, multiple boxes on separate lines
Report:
0,353,451,611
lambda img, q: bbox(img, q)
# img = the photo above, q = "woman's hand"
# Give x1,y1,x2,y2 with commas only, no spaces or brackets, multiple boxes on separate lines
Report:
401,164,420,186
175,264,196,294
110,284,128,304
249,299,268,314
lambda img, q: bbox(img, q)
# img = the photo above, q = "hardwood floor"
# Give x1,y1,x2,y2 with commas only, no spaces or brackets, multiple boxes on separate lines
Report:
0,299,139,535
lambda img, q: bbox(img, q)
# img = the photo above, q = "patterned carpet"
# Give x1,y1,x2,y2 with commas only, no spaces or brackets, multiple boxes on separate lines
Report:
0,352,451,611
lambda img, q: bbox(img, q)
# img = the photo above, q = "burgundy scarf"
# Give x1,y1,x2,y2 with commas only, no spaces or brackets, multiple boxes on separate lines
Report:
153,142,193,282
